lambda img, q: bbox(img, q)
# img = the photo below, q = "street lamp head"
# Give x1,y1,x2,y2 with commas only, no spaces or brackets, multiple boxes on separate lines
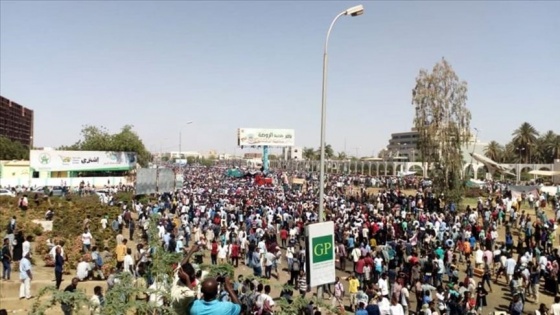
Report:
345,5,364,17
186,121,193,125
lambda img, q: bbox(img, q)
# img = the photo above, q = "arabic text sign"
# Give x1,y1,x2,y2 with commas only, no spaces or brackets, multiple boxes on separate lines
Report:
238,128,295,147
30,150,137,171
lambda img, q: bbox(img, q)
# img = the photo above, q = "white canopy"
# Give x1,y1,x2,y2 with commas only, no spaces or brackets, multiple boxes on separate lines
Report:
528,170,560,176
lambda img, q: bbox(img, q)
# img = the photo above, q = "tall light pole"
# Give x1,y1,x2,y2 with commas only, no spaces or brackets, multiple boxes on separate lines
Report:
318,4,364,222
179,121,194,160
469,127,479,178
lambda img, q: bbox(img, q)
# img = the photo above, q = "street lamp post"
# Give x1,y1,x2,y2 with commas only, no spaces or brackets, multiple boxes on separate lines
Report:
318,4,364,223
179,121,194,161
469,128,479,178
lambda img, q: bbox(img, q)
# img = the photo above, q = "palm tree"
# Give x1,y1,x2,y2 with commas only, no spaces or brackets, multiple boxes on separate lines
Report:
484,141,502,161
302,147,316,160
512,122,539,163
539,130,560,163
316,144,335,160
502,143,519,163
336,151,348,160
550,134,560,160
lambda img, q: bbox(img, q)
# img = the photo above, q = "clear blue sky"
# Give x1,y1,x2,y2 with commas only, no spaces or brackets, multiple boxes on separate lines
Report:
1,1,559,156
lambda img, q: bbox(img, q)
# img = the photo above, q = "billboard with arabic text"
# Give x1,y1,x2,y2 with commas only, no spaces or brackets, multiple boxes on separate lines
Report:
237,128,295,147
30,150,137,172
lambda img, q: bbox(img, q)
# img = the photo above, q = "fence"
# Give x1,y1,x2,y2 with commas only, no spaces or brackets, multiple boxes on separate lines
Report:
0,176,132,188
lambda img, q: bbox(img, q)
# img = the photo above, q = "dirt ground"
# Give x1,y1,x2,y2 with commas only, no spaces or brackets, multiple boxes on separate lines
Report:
1,201,558,314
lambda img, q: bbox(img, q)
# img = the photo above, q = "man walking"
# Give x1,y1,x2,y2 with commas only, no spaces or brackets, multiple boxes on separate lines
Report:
61,277,79,315
2,238,12,280
19,252,32,299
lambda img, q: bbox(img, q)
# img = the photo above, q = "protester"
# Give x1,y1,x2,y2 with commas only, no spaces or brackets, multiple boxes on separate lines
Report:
19,252,33,299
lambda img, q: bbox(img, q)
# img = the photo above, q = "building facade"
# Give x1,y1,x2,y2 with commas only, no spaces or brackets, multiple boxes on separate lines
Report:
282,146,303,160
0,96,34,147
383,128,486,163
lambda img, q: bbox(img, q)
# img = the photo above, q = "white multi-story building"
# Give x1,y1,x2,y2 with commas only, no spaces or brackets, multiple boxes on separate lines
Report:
282,146,302,160
383,128,486,162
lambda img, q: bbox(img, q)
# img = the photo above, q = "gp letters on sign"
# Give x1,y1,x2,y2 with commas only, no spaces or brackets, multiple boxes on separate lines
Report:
312,235,333,263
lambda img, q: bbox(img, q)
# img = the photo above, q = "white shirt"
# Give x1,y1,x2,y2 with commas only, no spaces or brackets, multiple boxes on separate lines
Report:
552,302,560,315
49,245,64,260
217,246,228,259
90,294,102,314
100,218,108,229
77,261,90,280
539,256,548,270
256,293,275,309
379,297,391,315
475,249,484,264
378,278,389,296
400,287,409,306
22,240,31,257
82,232,93,245
505,258,516,275
123,254,134,273
149,281,165,306
389,304,404,315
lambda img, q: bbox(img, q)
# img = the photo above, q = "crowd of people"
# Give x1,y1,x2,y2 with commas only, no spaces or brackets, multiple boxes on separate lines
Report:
2,165,560,315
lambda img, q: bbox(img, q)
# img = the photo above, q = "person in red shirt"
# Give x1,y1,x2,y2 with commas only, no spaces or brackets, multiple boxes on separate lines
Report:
355,256,366,289
210,239,218,265
280,228,288,248
230,241,240,267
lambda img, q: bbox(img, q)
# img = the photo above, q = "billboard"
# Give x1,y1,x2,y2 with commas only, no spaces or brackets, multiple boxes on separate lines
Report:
238,128,294,147
158,168,176,193
30,150,137,172
135,168,157,195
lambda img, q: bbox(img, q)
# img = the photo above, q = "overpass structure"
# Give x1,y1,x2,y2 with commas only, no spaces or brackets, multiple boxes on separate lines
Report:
269,159,558,183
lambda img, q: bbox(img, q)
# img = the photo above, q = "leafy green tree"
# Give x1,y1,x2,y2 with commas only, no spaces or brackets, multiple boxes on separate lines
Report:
336,151,347,160
61,125,152,167
0,136,29,160
412,58,471,202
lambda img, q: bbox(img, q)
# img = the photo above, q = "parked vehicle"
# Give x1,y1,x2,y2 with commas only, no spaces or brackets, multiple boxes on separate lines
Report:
31,186,68,197
0,189,15,197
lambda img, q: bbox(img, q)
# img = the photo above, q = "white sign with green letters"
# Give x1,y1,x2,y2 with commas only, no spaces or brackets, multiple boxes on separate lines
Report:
306,221,335,288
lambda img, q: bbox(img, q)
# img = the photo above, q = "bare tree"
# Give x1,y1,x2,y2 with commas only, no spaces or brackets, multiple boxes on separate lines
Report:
412,58,471,201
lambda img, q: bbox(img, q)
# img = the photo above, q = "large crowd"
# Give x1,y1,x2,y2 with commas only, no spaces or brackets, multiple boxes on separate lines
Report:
3,165,560,315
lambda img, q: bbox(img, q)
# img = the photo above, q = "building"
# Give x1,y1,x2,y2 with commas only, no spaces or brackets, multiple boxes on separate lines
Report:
0,96,34,147
0,160,32,186
244,152,262,159
0,149,137,187
166,151,203,159
385,129,420,161
383,128,486,162
282,146,303,160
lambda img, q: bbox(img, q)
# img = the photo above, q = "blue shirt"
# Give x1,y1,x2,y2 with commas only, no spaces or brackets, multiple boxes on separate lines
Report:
365,304,380,315
19,257,32,280
190,299,241,315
